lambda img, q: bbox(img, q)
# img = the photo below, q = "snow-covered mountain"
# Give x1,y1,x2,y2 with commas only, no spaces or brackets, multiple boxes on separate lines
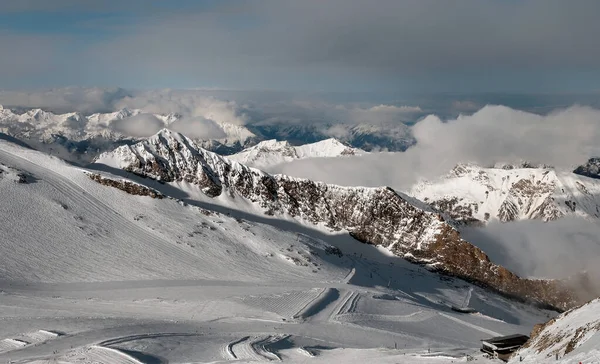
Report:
0,105,256,162
511,297,600,363
573,157,600,179
95,129,581,311
411,163,600,225
227,138,364,169
250,121,415,152
1,135,566,364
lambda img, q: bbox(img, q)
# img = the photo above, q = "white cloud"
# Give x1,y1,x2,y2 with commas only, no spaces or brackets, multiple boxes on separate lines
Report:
168,117,227,140
342,104,422,125
461,218,600,299
113,90,249,126
461,218,600,280
270,104,600,190
111,113,164,137
0,87,128,114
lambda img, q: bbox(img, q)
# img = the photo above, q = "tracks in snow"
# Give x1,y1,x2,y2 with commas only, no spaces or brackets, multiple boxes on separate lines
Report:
0,146,205,280
225,335,287,361
62,345,145,364
0,329,62,354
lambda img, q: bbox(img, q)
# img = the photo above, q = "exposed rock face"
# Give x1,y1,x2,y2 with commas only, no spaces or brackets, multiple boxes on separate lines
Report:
87,173,164,199
512,298,600,363
412,163,600,224
574,157,600,179
96,129,579,311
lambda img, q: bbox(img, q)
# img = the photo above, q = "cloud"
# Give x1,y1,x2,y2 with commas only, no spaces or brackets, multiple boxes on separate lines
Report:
0,88,250,127
341,104,423,125
251,100,423,127
111,113,164,137
461,218,600,299
168,117,227,140
461,218,600,280
113,90,250,126
269,105,600,190
3,1,600,91
451,100,480,112
0,87,130,114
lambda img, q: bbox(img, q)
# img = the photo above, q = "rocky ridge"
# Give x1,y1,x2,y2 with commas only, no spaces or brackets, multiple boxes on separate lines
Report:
573,157,600,179
411,163,600,225
95,129,581,311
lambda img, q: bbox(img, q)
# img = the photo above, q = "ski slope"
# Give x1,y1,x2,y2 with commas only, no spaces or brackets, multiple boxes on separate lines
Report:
0,138,565,363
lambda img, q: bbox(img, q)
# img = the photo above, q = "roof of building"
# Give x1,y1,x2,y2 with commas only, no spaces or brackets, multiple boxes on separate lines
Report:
481,334,529,351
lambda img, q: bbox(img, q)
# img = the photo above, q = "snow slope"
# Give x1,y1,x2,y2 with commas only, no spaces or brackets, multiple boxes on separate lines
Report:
510,298,600,363
411,163,600,224
0,137,567,363
228,138,364,169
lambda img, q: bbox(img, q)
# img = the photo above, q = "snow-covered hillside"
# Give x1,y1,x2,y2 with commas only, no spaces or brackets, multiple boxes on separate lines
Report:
0,137,568,364
411,163,600,225
0,136,564,364
510,298,600,363
94,129,581,311
227,138,364,169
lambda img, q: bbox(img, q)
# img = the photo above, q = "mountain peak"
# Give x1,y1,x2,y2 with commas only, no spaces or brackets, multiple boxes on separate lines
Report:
228,137,364,169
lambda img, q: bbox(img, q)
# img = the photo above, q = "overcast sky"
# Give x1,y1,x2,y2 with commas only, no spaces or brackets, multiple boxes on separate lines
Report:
1,0,599,92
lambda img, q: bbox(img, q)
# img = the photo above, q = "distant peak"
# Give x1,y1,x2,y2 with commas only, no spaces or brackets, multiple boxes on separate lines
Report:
255,139,291,148
153,127,177,137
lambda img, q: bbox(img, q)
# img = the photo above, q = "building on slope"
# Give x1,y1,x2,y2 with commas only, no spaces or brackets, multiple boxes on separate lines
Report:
510,298,600,363
481,334,529,362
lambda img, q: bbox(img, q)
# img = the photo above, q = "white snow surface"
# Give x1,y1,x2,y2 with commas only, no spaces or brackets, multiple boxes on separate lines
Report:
411,163,600,223
228,138,364,169
0,138,580,364
510,298,600,364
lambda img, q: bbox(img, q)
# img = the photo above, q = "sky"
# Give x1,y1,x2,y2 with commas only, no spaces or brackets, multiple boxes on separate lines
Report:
1,0,600,92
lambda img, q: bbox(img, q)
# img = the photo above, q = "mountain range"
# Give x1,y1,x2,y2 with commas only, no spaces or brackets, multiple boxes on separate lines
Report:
94,128,597,311
1,124,599,362
0,106,415,164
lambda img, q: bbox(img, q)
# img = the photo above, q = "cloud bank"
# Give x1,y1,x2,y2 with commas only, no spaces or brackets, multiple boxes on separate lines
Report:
270,104,600,189
461,218,600,281
2,1,600,91
111,113,164,138
168,117,228,140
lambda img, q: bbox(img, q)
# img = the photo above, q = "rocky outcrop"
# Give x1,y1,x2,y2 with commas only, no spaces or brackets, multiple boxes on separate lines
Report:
96,129,580,311
513,298,600,362
87,173,164,199
573,157,600,179
412,163,600,223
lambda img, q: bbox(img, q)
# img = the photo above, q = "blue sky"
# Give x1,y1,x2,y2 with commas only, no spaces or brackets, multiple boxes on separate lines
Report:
1,0,599,93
